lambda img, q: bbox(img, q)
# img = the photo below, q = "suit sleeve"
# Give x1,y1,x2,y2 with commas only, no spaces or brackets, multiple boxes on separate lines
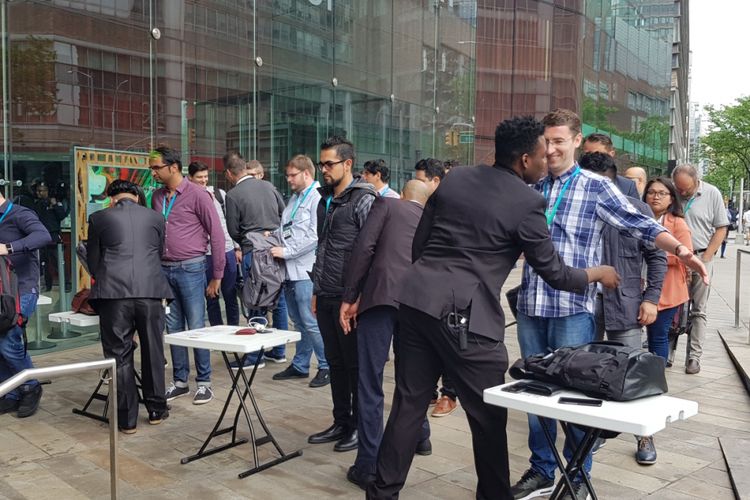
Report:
518,197,588,293
342,199,388,303
9,210,52,253
86,216,101,279
412,193,436,263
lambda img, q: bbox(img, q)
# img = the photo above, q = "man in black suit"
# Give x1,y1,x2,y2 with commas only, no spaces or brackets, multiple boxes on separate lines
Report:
87,180,174,434
339,180,431,490
366,117,620,500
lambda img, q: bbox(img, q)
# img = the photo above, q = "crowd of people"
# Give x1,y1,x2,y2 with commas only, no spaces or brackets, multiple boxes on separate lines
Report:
0,106,728,500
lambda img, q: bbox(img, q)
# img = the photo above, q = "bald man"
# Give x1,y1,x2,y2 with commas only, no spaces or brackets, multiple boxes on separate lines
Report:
625,167,648,197
338,182,431,489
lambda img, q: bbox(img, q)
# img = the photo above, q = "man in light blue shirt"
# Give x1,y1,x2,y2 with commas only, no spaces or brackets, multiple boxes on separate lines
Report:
362,159,400,199
270,155,330,388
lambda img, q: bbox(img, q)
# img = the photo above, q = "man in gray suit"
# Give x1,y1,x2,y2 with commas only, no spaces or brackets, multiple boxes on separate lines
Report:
87,180,174,434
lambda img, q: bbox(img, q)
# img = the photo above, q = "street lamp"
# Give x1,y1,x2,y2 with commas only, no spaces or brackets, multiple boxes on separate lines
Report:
67,68,94,141
111,79,128,149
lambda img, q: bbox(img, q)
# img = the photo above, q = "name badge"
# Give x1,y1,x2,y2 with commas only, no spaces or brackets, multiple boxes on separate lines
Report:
282,222,293,240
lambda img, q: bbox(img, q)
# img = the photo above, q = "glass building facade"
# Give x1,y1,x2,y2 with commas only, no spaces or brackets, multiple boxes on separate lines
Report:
1,0,687,352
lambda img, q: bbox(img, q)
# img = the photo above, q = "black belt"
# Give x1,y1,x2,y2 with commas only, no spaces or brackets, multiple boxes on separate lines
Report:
694,248,707,254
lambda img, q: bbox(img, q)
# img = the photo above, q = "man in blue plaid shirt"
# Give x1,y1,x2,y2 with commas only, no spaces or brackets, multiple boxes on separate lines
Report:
511,109,709,500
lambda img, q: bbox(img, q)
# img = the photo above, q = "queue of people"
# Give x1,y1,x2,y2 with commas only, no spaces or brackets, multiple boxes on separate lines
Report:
1,106,729,500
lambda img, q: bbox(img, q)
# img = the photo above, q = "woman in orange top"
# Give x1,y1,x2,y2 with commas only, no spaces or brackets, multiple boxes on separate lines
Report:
643,177,692,361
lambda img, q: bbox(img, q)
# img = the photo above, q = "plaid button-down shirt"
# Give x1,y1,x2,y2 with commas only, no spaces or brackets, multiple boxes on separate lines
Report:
518,165,666,318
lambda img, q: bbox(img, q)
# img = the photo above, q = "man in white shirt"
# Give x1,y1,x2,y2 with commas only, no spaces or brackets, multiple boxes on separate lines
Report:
269,155,330,388
362,159,399,199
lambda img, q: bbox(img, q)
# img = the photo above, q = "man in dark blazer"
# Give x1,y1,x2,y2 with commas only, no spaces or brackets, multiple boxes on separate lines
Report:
366,117,620,500
339,180,431,490
87,180,174,434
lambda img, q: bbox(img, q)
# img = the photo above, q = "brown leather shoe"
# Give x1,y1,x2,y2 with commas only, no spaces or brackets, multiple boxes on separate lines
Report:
431,395,458,417
685,359,700,374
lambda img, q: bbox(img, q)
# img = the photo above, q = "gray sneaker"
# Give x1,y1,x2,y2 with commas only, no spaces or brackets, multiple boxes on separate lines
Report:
635,435,657,465
193,385,213,405
562,482,591,500
511,469,554,500
165,383,189,401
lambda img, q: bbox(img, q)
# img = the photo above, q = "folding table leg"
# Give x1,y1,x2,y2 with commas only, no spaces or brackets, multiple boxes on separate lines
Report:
551,422,601,500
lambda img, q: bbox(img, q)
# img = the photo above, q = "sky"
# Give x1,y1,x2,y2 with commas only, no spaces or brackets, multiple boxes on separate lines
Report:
689,1,750,108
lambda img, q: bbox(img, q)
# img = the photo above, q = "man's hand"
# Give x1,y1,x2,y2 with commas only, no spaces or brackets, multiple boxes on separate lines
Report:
270,246,284,259
311,294,317,317
339,299,360,335
234,249,242,264
677,247,709,284
585,265,620,289
0,244,8,256
638,301,658,326
50,197,58,205
206,278,221,298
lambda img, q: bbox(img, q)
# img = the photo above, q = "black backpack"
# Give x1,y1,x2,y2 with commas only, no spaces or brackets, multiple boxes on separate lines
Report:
509,341,668,401
0,255,22,336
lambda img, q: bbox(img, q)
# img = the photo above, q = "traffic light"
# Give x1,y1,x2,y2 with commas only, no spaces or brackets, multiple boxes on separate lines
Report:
444,129,459,146
189,127,196,146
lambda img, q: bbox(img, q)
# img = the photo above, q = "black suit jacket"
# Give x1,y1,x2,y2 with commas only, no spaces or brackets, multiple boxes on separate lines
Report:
342,197,423,314
615,175,639,198
87,199,174,303
397,165,589,341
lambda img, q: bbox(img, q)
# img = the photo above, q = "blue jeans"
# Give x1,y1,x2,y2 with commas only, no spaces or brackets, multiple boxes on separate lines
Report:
241,251,287,358
516,311,596,481
162,260,211,386
647,306,678,361
0,293,39,400
285,279,327,373
205,250,240,326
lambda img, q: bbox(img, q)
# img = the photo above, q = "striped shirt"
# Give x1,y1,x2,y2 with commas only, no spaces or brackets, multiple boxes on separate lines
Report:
518,166,666,318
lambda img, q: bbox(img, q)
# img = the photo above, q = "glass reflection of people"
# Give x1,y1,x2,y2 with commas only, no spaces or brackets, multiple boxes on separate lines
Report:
32,181,70,291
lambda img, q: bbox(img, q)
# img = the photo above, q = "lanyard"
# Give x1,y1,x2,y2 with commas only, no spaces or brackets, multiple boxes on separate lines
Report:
289,184,315,222
543,166,580,226
380,186,390,197
684,195,697,214
162,192,177,221
0,202,13,224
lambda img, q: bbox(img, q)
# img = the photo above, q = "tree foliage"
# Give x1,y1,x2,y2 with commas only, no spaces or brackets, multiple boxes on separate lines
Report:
702,97,750,182
11,36,58,115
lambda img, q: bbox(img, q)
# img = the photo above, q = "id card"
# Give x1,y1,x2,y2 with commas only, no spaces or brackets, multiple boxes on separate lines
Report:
282,222,293,240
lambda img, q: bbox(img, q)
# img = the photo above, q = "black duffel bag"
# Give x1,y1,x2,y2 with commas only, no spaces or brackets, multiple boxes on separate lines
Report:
509,341,667,401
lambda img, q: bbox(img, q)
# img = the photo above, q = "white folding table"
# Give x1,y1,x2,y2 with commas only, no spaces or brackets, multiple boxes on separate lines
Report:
484,381,698,500
165,325,302,478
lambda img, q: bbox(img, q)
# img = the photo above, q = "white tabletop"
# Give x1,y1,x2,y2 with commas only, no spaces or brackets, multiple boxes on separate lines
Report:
48,311,100,327
164,325,301,353
484,381,698,436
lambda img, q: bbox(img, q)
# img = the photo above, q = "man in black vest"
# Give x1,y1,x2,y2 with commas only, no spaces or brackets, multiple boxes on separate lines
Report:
308,135,376,453
366,117,620,500
87,180,174,433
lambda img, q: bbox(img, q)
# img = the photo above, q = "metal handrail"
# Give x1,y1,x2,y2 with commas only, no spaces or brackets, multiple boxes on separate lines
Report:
0,359,118,499
734,247,750,344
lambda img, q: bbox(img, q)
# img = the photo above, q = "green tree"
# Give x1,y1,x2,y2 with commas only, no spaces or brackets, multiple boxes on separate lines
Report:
11,36,58,115
701,97,750,180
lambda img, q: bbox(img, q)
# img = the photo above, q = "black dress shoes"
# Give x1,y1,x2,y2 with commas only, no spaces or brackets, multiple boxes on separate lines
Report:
347,465,375,490
308,423,347,444
334,429,358,452
415,438,432,456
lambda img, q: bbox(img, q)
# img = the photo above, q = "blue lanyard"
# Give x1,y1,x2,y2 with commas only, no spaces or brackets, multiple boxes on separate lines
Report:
0,202,13,224
290,184,315,221
162,193,177,221
684,195,697,214
325,195,333,214
543,166,580,226
380,186,390,197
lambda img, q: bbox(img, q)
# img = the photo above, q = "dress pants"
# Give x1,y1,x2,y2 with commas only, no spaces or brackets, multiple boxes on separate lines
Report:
97,298,167,430
367,305,511,500
316,296,358,432
356,306,429,475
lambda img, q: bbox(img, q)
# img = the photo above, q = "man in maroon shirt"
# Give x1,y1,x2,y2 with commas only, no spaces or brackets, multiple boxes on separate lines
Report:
150,146,225,405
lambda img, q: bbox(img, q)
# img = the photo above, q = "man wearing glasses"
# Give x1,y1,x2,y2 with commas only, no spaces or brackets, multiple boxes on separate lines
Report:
307,136,376,453
149,146,226,406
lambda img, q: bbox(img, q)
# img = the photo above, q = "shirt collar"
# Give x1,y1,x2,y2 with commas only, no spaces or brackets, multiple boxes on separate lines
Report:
174,176,189,194
554,163,579,183
236,174,254,186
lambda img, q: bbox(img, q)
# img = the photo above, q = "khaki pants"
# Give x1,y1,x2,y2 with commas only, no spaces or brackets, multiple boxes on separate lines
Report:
687,258,714,362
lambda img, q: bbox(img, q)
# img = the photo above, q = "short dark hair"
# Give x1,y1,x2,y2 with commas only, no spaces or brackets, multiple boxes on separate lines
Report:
107,179,147,206
321,135,355,163
363,159,390,182
224,154,247,176
493,116,545,169
222,150,243,168
150,146,182,170
584,133,614,151
579,152,616,176
415,158,445,181
188,161,209,177
643,177,683,217
542,108,582,135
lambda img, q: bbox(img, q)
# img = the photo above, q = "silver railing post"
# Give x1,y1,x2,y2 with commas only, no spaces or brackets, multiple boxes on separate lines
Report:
736,249,742,328
0,359,118,499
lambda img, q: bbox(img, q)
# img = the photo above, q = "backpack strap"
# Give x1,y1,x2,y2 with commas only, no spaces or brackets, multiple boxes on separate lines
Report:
214,188,226,214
